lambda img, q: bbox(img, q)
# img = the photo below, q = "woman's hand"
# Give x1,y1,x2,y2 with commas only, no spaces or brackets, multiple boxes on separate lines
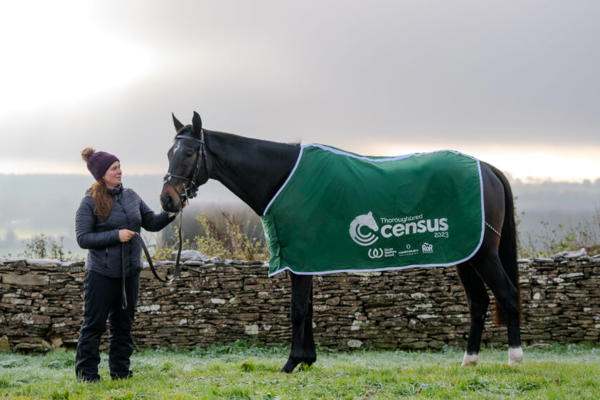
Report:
168,201,188,218
119,229,136,242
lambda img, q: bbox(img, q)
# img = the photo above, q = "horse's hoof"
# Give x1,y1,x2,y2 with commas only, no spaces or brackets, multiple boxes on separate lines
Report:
304,357,316,367
280,359,298,373
298,360,316,371
508,347,523,366
461,352,478,366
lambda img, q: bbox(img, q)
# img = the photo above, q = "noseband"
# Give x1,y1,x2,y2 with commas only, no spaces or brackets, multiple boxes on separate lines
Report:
163,129,207,203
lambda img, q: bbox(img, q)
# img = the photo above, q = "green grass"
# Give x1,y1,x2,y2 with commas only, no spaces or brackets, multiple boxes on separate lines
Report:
1,343,599,399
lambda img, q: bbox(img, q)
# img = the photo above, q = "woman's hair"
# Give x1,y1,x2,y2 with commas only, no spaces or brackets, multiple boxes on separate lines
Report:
82,147,114,221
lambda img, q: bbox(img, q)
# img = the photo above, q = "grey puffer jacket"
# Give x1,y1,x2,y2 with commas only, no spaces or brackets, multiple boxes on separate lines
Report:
75,185,175,278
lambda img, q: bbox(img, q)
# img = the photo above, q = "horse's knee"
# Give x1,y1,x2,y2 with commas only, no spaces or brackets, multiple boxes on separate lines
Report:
470,296,489,317
290,274,312,321
291,301,309,323
290,291,312,319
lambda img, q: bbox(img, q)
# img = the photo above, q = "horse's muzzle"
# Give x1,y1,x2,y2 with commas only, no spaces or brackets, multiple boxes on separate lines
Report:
160,186,181,213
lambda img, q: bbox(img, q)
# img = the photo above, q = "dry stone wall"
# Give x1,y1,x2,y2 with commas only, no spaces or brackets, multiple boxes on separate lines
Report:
1,255,599,353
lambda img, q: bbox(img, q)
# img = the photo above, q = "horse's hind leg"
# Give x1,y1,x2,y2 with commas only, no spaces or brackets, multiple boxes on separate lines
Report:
280,273,316,373
476,251,523,365
457,262,490,366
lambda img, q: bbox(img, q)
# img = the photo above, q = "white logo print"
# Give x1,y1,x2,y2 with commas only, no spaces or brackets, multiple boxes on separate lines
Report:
368,248,384,259
349,211,379,246
422,242,433,253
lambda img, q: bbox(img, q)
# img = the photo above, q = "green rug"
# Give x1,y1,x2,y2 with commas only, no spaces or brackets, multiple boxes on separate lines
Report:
261,144,484,276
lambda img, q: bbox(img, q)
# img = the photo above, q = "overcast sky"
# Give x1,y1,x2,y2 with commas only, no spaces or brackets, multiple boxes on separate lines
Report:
1,0,598,181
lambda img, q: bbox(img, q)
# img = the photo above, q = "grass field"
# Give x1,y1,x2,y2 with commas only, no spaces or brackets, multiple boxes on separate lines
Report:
1,343,599,399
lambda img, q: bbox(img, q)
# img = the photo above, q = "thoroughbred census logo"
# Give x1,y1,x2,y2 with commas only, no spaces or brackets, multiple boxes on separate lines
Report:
350,211,450,247
349,211,379,246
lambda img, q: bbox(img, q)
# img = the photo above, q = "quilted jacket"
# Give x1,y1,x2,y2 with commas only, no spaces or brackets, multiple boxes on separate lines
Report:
75,185,175,278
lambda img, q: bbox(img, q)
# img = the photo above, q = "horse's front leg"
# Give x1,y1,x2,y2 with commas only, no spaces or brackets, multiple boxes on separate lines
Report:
280,273,315,373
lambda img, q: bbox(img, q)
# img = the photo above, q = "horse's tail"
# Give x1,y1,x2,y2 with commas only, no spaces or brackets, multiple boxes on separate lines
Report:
490,165,521,326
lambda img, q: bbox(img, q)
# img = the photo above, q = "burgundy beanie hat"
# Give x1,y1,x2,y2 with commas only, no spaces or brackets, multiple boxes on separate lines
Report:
81,148,119,181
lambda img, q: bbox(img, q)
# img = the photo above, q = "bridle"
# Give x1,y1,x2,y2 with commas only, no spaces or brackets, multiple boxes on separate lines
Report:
143,129,208,284
163,129,208,203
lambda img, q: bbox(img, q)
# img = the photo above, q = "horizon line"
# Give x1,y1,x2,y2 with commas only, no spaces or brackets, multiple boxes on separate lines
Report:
1,171,599,185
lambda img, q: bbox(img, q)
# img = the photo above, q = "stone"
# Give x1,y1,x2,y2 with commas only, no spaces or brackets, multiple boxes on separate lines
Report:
138,304,160,312
553,248,587,259
2,273,49,286
0,335,10,352
175,250,209,261
26,259,60,266
326,297,341,306
245,325,259,335
51,337,63,348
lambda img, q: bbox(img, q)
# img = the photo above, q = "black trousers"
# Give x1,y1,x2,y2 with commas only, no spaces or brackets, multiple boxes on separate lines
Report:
75,270,139,380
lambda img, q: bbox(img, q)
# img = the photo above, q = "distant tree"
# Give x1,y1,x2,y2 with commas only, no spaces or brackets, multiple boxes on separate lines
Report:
22,234,73,261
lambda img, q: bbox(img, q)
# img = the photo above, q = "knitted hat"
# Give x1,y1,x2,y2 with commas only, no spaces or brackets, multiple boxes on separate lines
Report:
81,148,119,181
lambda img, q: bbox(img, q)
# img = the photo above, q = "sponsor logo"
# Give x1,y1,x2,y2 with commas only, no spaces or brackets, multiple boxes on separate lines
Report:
384,248,396,257
349,211,379,246
368,248,384,259
368,247,418,259
349,212,449,246
422,242,433,253
397,248,419,257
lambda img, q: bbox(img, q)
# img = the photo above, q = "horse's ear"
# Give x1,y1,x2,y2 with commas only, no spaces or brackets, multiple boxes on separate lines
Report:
192,111,202,135
172,113,184,132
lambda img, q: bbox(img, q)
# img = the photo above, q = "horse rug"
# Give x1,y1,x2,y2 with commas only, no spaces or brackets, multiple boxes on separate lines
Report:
261,144,484,276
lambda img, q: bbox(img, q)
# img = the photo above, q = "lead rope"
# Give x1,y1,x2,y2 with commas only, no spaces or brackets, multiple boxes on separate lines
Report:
137,210,184,284
119,201,186,309
121,244,128,310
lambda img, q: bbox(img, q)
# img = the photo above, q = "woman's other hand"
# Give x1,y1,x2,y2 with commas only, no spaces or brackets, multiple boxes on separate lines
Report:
168,201,187,217
119,229,136,242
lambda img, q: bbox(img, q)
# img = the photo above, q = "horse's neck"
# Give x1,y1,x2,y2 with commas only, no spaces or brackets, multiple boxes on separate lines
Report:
206,130,300,215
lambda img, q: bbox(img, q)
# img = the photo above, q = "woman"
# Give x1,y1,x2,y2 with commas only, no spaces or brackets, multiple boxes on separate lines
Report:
75,148,180,382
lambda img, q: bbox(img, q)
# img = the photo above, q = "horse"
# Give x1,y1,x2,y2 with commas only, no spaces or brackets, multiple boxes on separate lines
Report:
160,111,523,372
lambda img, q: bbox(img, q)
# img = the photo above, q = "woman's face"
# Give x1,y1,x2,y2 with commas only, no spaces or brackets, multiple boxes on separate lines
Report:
103,161,122,188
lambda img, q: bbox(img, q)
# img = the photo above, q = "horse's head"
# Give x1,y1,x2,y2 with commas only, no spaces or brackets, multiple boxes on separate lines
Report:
355,211,378,232
160,111,209,213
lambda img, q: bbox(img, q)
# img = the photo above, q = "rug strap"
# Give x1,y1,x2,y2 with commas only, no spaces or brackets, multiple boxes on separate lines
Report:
485,221,501,237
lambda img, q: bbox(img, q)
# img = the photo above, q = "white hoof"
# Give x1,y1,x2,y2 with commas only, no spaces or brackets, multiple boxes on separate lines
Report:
508,347,523,366
461,352,478,366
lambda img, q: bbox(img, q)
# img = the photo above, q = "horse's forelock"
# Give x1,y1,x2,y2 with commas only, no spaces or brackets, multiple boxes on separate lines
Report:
175,125,193,138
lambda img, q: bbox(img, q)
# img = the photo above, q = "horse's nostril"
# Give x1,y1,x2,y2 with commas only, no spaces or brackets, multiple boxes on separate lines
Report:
161,195,172,210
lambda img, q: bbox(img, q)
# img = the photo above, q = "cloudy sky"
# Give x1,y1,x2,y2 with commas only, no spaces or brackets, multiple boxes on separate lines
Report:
1,0,598,181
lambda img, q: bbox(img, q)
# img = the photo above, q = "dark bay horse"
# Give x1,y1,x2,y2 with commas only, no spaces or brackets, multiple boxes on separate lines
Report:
160,112,523,372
